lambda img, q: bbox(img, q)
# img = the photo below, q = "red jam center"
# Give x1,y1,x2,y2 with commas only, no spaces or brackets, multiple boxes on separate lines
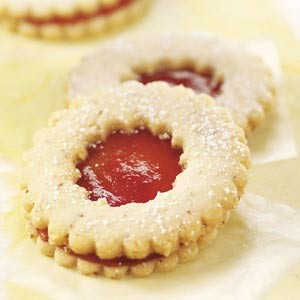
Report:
137,68,222,96
77,130,182,207
26,0,133,26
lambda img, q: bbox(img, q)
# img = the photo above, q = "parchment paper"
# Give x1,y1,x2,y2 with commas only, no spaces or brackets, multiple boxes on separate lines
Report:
1,164,300,300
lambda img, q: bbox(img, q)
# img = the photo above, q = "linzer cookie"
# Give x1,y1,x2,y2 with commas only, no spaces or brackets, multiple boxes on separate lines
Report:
0,0,151,39
69,33,276,132
22,82,250,278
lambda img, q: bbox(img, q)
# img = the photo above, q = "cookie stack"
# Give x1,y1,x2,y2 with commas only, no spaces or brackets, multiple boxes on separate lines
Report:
22,33,276,278
0,0,151,39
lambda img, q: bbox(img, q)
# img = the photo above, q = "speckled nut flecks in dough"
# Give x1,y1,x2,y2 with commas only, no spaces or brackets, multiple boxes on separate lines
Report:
0,0,151,39
22,82,250,278
68,32,276,133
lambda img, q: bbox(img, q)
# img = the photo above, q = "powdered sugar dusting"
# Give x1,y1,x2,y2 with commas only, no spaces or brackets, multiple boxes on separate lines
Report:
69,32,276,132
23,82,250,264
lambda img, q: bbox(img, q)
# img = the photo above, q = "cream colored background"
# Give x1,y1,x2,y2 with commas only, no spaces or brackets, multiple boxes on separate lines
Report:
0,0,300,299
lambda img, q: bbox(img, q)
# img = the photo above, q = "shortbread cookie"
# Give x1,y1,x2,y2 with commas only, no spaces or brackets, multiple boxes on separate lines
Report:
0,0,151,39
22,82,250,278
69,33,276,132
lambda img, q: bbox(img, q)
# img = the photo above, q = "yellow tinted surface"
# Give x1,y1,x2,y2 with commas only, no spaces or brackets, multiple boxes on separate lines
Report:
0,0,299,299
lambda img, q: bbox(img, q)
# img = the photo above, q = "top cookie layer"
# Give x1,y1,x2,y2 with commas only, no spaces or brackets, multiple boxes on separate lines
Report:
68,32,276,132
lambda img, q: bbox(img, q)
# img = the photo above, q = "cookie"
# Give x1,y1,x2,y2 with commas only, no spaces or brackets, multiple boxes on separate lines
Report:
0,0,151,39
22,82,250,278
68,32,276,132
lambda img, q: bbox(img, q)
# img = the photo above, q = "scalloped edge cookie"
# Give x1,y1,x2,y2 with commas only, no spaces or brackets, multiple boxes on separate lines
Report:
0,0,151,39
68,32,276,132
27,223,220,278
22,82,250,278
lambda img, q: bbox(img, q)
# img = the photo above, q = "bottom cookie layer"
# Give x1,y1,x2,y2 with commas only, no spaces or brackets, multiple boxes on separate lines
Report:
32,227,220,279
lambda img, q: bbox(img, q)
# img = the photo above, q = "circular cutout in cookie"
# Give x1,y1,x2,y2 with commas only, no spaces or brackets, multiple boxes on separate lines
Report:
68,33,276,131
137,68,222,96
77,129,182,207
23,82,250,278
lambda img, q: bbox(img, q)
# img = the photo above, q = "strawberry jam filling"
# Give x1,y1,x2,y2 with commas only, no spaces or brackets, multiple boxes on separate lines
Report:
77,129,182,207
25,0,134,26
38,229,162,267
137,68,222,96
37,130,182,267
